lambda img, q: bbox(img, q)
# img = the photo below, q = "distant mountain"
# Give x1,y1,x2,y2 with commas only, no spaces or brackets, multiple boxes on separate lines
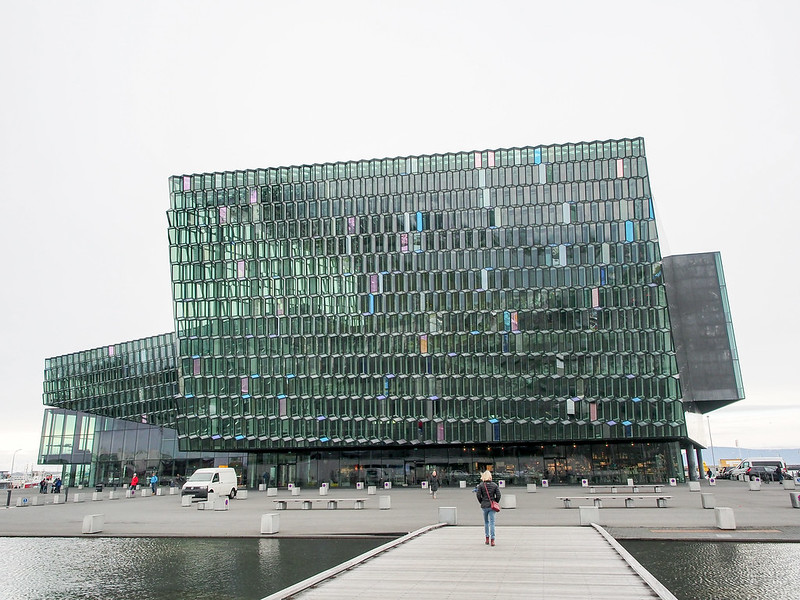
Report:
710,446,800,466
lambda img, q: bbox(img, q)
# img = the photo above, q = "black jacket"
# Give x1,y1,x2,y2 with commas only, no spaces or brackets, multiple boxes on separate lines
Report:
476,481,500,508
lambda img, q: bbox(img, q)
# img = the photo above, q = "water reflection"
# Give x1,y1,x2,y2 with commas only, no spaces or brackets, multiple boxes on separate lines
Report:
1,537,385,600
622,541,800,600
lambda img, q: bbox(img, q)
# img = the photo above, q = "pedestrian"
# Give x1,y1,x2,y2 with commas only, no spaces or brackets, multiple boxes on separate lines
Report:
774,466,783,482
130,472,139,496
150,473,158,494
476,470,501,546
428,470,440,499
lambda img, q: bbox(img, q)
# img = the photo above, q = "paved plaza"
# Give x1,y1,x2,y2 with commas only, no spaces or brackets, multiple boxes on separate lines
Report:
1,479,799,542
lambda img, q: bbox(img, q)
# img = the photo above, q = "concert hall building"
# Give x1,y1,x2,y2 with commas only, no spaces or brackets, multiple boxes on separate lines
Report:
39,138,744,488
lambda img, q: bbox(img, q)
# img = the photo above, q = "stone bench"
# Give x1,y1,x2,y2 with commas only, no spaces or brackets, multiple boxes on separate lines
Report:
272,497,368,510
557,495,672,508
588,485,664,494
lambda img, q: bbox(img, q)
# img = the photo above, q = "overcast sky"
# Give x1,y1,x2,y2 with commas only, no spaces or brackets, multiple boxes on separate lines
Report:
1,1,798,471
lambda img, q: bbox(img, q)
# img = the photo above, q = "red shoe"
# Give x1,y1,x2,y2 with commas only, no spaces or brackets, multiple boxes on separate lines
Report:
490,539,495,546
485,537,490,545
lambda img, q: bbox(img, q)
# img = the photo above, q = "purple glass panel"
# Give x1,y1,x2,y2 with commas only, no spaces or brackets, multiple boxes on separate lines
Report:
183,176,191,191
348,216,356,234
370,274,379,292
193,357,201,376
473,152,481,168
237,260,245,279
250,188,258,204
241,377,248,394
400,233,408,253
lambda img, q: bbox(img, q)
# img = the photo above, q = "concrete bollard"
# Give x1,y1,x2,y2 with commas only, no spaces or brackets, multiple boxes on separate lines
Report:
141,489,151,498
384,481,392,489
541,480,549,488
438,506,457,525
459,481,466,488
527,483,537,493
258,483,266,491
261,513,280,534
701,493,716,509
237,489,248,500
16,497,30,507
92,491,102,501
790,493,800,508
82,514,104,534
749,480,761,491
379,495,391,510
287,483,294,492
627,478,634,487
213,497,229,511
782,479,796,490
169,487,177,495
581,479,589,487
421,481,428,489
181,495,192,507
197,501,211,510
108,491,119,500
714,507,736,530
688,482,701,492
367,485,376,495
267,488,278,497
53,495,62,504
498,480,505,488
579,506,600,526
708,477,716,486
319,486,329,496
156,488,163,496
291,487,300,497
125,490,134,498
73,493,83,503
669,478,677,486
356,482,364,490
500,494,516,509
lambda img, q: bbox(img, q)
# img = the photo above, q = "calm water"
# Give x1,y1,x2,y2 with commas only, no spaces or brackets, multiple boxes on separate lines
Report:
0,537,385,600
3,537,800,599
622,541,800,600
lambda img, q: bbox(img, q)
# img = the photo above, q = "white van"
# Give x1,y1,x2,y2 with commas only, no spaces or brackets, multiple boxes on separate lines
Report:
728,457,786,481
181,467,238,499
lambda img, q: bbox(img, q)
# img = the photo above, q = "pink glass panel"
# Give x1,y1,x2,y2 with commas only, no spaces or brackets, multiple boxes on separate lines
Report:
370,274,379,292
108,346,115,357
277,299,284,316
250,188,258,204
474,152,481,168
219,206,227,223
193,358,201,376
241,377,249,394
590,402,597,421
511,311,519,332
487,151,495,167
348,216,356,234
183,176,191,191
237,260,245,279
616,158,624,177
592,287,600,308
279,397,287,417
400,233,409,253
437,422,445,442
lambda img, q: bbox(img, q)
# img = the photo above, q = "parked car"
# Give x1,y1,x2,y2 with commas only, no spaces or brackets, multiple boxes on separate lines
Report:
728,457,786,480
743,465,786,482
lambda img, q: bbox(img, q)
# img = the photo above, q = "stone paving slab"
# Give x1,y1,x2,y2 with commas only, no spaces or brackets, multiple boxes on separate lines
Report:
1,479,798,541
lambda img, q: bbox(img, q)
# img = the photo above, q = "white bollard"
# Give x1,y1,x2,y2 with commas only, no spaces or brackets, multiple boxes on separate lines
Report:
782,479,796,490
319,486,329,496
715,507,736,530
367,485,376,495
291,487,300,497
356,482,364,490
749,480,761,491
82,514,104,534
16,497,30,507
287,483,294,492
498,480,505,488
459,481,466,488
438,506,457,525
500,494,516,509
169,487,177,495
669,478,677,486
261,513,280,534
181,495,192,507
53,495,62,504
421,481,428,489
579,506,600,526
73,493,83,503
92,492,102,501
258,484,266,492
267,488,278,497
541,480,549,488
237,489,248,499
213,497,229,511
688,481,701,492
379,495,391,510
581,479,589,488
701,493,716,509
527,483,537,493
708,477,716,486
384,481,392,489
790,493,800,508
626,478,634,487
156,488,163,496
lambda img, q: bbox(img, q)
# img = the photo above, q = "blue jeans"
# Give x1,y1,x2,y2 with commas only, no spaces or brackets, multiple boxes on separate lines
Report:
482,507,496,539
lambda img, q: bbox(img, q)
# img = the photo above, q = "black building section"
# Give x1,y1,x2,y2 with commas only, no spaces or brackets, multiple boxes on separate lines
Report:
663,252,745,413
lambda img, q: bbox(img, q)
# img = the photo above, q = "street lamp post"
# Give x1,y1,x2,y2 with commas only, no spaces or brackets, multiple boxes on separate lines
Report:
706,417,717,473
10,449,23,488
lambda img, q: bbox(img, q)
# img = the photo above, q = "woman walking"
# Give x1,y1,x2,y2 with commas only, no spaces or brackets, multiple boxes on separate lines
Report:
476,470,501,546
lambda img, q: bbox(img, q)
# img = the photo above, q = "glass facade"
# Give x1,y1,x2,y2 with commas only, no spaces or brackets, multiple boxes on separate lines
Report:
43,138,741,486
167,138,685,453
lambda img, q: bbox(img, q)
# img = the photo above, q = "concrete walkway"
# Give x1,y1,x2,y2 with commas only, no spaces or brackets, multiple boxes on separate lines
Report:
1,479,799,541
